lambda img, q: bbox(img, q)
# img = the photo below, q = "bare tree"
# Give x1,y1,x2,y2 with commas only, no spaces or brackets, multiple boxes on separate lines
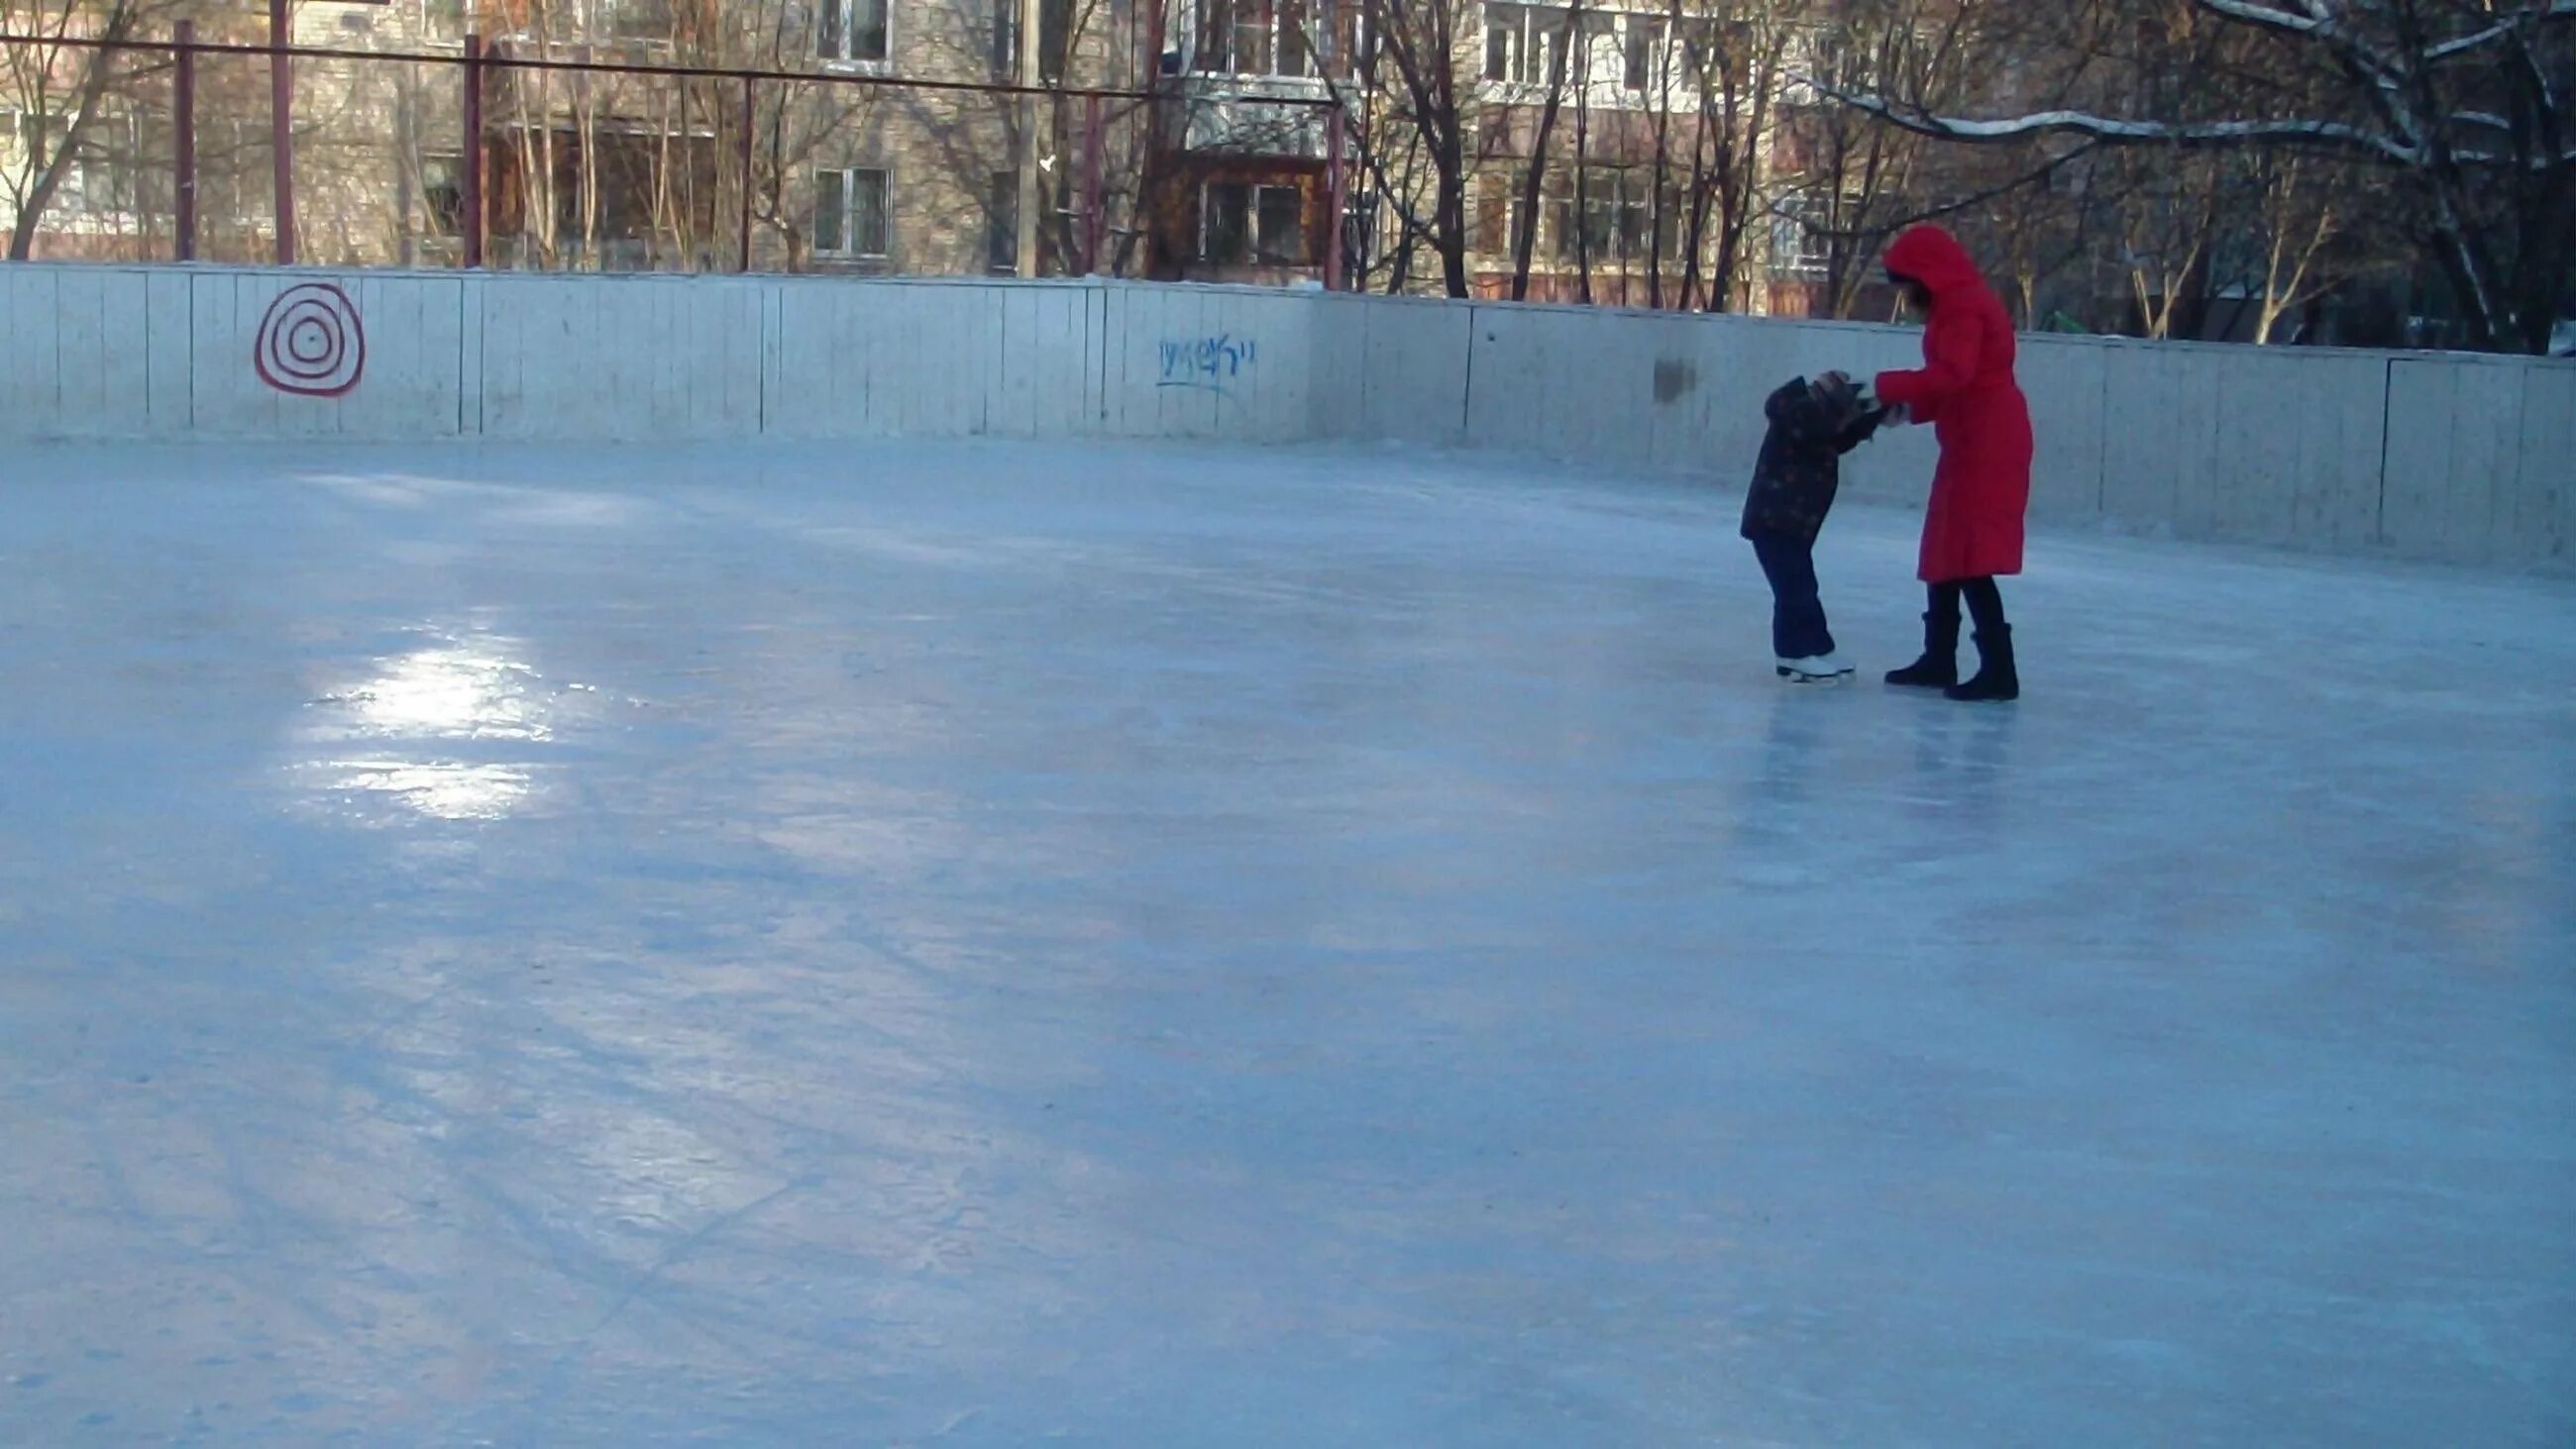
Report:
1,0,200,259
1358,0,1472,293
1822,0,2576,354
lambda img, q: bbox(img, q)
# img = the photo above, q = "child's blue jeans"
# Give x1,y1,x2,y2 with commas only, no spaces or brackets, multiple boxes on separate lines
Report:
1749,532,1834,660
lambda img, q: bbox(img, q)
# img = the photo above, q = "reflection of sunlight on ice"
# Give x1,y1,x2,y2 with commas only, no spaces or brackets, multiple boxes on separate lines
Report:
312,643,552,743
303,760,534,821
294,629,563,823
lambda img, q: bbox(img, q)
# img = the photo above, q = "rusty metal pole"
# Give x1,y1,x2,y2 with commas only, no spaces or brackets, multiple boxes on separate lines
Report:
172,21,196,262
737,76,756,272
1324,106,1346,291
1081,93,1105,274
462,34,484,268
269,0,294,264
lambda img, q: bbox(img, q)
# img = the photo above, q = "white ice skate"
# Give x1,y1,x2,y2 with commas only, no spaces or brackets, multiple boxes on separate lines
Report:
1776,653,1855,682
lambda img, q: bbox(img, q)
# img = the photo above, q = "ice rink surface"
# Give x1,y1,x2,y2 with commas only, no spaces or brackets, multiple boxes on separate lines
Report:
2,440,2571,1446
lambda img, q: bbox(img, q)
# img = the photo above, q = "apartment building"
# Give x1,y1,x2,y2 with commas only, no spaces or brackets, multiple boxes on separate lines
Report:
0,0,1821,307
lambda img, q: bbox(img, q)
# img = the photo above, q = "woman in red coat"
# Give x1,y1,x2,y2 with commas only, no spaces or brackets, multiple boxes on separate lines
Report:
1867,225,2033,701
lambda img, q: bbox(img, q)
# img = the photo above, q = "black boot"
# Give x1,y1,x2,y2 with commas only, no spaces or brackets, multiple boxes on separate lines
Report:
1945,625,2018,701
1884,609,1961,688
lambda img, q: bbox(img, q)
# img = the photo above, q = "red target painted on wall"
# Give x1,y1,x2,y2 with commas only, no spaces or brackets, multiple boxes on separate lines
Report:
254,282,367,398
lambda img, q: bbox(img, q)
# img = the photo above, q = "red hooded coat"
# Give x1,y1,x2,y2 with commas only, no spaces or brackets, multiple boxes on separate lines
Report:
1873,226,2034,582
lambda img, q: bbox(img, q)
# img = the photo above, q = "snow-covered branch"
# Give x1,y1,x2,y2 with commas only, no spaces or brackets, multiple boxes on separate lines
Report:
2194,0,2408,86
1812,83,2421,165
2422,1,2576,61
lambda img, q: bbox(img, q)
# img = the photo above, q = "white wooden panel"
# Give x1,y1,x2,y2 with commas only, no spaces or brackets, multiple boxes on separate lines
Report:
1307,292,1368,440
867,284,919,436
2283,352,2387,551
94,267,156,438
2209,348,2304,543
339,274,466,438
1113,284,1249,442
2516,362,2575,563
1460,304,1548,457
2209,345,2389,549
2380,358,2451,555
2100,342,2221,537
1097,282,1142,437
2385,357,2523,562
995,285,1042,437
457,272,486,436
1356,297,1469,447
190,271,275,436
2441,361,2522,563
998,282,1096,439
2015,335,2103,523
145,270,192,436
5,266,60,434
475,275,532,437
52,267,106,438
1636,313,1710,474
765,278,818,438
1206,288,1309,444
681,280,759,439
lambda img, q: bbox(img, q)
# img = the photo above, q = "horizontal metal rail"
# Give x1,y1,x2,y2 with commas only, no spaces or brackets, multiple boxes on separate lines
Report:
0,30,1339,109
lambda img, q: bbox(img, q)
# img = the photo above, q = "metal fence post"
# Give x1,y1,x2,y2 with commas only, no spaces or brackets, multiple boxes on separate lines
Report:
462,34,485,268
1325,106,1346,292
269,0,295,264
173,21,196,262
738,76,756,272
1082,93,1105,274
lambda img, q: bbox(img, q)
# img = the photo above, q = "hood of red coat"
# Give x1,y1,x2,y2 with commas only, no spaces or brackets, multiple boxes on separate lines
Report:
1883,225,1983,296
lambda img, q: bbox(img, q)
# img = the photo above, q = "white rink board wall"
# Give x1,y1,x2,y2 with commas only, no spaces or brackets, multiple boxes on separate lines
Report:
1,262,2567,565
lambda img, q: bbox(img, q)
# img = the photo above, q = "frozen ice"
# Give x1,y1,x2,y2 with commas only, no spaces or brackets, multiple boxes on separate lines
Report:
1,440,2570,1445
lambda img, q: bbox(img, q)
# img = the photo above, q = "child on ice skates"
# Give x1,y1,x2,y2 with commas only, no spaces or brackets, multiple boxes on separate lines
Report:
1742,370,1885,681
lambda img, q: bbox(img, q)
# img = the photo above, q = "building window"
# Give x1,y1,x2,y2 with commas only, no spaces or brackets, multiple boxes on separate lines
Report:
423,154,467,236
601,0,675,42
1333,4,1368,73
1655,183,1686,259
1196,0,1268,73
1770,195,1829,277
989,0,1019,77
1039,0,1071,79
815,167,890,258
1256,185,1304,261
421,0,468,41
1277,0,1311,76
820,0,890,62
987,170,1019,272
1203,180,1249,261
1233,0,1272,72
1341,192,1374,280
1200,181,1308,265
1483,7,1563,85
1474,172,1518,256
1582,191,1616,258
3,108,50,165
1623,19,1660,90
1197,0,1333,76
72,112,144,216
192,118,258,227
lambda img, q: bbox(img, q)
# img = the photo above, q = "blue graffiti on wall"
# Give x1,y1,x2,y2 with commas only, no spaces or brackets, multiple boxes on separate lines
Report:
1158,334,1257,396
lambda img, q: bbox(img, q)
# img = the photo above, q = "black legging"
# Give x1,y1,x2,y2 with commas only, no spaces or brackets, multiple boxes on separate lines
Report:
1929,576,2007,635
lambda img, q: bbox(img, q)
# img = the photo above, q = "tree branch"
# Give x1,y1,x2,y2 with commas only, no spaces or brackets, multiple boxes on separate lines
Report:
1813,82,2421,165
2423,2,2576,62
